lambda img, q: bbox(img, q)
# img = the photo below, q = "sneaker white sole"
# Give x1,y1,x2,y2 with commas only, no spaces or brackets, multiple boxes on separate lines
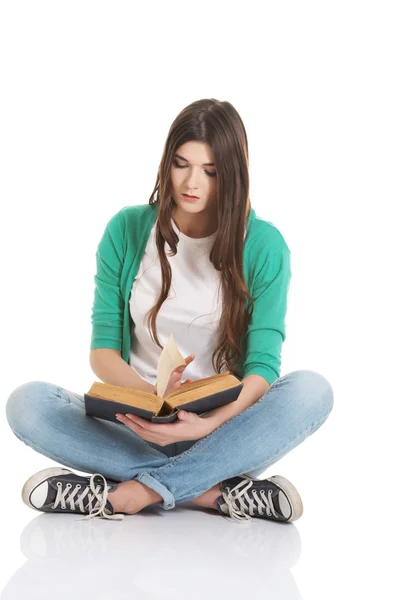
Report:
267,475,304,522
22,467,74,511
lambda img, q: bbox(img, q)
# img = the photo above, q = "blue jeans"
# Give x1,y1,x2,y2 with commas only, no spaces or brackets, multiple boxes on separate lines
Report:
5,369,333,511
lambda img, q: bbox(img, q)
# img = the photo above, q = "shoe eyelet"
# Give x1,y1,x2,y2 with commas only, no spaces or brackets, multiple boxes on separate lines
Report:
76,484,81,489
66,483,71,489
57,482,61,487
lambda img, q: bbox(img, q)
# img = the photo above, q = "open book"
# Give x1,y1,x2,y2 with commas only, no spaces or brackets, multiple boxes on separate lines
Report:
84,334,244,423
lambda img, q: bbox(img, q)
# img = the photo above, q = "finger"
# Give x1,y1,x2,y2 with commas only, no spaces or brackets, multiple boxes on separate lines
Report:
126,417,171,447
174,356,195,376
124,414,153,430
116,414,163,445
126,413,169,433
173,367,185,377
120,418,157,443
119,413,148,435
183,354,195,366
115,413,142,432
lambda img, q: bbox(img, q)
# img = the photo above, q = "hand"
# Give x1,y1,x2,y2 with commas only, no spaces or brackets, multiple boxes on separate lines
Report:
116,353,214,444
115,409,214,445
156,353,196,398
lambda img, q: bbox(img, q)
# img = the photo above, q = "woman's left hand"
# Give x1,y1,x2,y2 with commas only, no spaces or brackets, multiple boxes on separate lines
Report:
115,410,214,446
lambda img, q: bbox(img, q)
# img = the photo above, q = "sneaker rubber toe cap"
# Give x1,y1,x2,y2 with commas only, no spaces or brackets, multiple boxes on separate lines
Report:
278,490,291,519
30,481,49,509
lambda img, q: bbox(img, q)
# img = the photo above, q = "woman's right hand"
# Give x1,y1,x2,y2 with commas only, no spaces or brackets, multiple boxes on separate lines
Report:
155,354,196,398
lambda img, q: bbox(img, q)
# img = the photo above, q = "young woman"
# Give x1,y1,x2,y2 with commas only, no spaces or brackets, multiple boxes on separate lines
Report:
6,98,334,525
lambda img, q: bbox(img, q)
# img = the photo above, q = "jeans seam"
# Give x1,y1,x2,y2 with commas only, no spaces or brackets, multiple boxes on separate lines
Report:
241,405,333,478
56,387,72,404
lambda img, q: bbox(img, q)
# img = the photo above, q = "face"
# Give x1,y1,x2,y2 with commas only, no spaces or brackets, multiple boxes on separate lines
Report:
170,141,218,234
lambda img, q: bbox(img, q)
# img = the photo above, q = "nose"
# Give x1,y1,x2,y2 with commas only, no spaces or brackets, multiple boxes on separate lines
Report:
184,168,201,190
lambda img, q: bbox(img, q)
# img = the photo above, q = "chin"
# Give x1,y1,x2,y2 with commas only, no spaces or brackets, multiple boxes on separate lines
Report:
178,200,203,209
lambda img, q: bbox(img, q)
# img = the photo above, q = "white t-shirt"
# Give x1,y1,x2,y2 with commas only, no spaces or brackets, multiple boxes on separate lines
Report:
129,217,223,386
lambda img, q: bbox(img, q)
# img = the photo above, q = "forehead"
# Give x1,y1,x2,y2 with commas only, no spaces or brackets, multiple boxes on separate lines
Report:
175,141,215,163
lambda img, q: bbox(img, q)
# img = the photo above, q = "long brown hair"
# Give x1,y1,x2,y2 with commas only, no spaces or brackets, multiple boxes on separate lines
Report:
146,98,254,376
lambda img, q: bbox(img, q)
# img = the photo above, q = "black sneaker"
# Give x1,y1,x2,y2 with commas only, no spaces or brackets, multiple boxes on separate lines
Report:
216,474,304,524
21,467,125,522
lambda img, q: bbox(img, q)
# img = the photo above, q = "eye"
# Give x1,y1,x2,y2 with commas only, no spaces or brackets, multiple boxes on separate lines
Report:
172,160,216,178
173,161,186,169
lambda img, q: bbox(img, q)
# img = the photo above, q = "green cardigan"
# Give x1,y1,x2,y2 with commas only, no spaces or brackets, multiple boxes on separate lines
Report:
90,203,291,386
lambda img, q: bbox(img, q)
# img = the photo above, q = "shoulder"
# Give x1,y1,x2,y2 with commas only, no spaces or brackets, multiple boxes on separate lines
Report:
110,203,156,228
247,210,290,256
118,203,156,218
104,203,157,241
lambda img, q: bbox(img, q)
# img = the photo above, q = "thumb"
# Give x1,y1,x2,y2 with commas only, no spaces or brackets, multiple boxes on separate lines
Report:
178,410,198,420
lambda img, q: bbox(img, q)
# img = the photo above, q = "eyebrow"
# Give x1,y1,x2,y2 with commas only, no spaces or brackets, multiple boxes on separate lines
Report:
174,153,215,167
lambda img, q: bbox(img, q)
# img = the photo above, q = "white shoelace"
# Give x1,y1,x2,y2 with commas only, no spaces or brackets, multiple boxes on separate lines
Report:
51,473,124,522
51,472,279,525
220,475,279,524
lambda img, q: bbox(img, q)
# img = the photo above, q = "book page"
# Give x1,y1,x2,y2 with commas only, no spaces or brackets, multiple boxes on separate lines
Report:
156,334,187,398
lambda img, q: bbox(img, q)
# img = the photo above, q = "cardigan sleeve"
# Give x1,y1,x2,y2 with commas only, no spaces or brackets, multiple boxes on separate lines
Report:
242,246,292,386
90,211,125,352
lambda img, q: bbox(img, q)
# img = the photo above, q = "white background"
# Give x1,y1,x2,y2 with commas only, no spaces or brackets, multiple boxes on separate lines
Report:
1,1,399,598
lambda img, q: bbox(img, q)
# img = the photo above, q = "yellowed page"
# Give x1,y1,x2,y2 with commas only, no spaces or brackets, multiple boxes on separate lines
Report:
156,334,187,398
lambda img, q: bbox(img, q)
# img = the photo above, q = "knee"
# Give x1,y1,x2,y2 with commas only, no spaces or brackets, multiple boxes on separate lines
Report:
5,380,58,434
285,369,334,420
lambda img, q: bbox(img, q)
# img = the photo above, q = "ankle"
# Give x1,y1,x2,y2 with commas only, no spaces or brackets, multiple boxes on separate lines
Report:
108,481,135,514
108,481,162,514
190,484,221,510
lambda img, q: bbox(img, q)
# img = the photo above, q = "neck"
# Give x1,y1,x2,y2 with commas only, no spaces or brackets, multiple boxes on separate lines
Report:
172,207,217,238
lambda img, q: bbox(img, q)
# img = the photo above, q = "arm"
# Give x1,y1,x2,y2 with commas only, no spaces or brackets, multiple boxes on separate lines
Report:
90,349,155,394
202,374,270,431
89,213,158,396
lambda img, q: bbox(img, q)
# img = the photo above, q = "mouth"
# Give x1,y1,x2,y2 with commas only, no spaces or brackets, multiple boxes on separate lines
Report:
182,194,199,202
